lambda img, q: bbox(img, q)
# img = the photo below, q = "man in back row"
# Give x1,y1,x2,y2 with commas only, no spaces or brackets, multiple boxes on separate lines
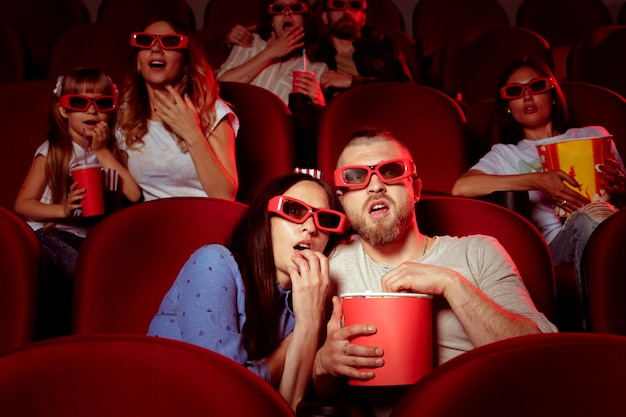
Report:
311,0,413,98
312,128,557,416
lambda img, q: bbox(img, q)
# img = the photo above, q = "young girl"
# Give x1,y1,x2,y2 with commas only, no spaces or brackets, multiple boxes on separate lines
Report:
147,173,347,411
15,67,142,282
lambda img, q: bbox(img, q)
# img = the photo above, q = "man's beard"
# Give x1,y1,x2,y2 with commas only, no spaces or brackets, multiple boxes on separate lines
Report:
329,16,361,40
348,197,414,247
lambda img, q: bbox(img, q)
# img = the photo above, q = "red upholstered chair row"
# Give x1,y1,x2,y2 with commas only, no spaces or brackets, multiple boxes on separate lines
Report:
0,334,294,416
583,207,626,335
72,197,248,335
0,206,40,354
391,332,626,417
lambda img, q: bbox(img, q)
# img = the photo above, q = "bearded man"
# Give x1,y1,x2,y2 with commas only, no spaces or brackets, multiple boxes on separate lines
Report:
310,0,413,99
310,127,557,417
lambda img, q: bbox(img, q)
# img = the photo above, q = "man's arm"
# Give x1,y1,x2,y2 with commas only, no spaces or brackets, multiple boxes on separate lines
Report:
380,237,556,346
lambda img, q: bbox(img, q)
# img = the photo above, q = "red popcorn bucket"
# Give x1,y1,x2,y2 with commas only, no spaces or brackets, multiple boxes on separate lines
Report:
537,136,613,217
341,292,433,386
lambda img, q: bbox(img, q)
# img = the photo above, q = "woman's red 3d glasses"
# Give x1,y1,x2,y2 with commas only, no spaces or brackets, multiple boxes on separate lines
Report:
268,3,310,15
500,77,554,100
130,33,189,50
268,195,348,233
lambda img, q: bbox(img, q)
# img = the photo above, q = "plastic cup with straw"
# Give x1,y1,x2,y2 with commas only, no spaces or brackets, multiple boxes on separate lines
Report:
69,127,105,216
293,48,314,94
83,127,88,165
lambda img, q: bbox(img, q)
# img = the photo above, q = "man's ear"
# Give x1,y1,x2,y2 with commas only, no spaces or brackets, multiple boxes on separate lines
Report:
321,10,328,25
413,178,422,203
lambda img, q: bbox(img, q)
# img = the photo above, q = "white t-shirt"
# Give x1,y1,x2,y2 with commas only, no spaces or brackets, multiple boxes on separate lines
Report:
471,126,623,243
216,33,328,105
330,235,558,366
26,141,100,237
117,99,239,201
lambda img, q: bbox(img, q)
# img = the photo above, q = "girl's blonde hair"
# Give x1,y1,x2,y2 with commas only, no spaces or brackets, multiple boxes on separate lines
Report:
116,19,218,151
47,67,120,207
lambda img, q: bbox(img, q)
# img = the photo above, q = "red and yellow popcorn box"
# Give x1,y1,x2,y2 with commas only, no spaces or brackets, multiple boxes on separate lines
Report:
537,136,612,217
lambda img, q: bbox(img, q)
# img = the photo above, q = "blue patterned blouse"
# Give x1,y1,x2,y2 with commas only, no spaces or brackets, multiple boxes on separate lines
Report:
147,244,295,383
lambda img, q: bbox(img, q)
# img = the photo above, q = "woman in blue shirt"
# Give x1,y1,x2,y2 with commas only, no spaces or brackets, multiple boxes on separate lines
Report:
148,173,347,410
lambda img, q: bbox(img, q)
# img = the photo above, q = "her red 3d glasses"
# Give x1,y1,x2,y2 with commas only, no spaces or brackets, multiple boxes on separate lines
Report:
268,3,310,15
268,195,347,233
334,158,416,188
325,0,367,11
130,32,189,50
59,95,118,112
500,77,554,100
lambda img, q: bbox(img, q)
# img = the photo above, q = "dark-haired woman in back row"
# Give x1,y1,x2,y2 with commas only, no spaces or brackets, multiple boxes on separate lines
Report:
453,57,626,306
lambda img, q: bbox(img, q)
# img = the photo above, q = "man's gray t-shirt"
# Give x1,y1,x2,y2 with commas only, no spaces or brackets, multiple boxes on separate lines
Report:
329,234,558,365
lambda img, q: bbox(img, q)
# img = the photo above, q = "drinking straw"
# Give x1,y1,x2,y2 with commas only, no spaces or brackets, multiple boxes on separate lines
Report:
82,127,88,165
302,49,307,71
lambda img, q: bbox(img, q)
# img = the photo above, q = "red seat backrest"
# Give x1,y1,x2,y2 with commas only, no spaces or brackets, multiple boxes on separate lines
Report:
416,195,557,323
391,332,626,417
583,208,626,335
317,82,468,195
0,206,40,353
0,334,294,416
72,197,248,334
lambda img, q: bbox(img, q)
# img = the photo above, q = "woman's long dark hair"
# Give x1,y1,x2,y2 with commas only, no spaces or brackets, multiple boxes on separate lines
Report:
495,57,570,144
226,173,343,360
